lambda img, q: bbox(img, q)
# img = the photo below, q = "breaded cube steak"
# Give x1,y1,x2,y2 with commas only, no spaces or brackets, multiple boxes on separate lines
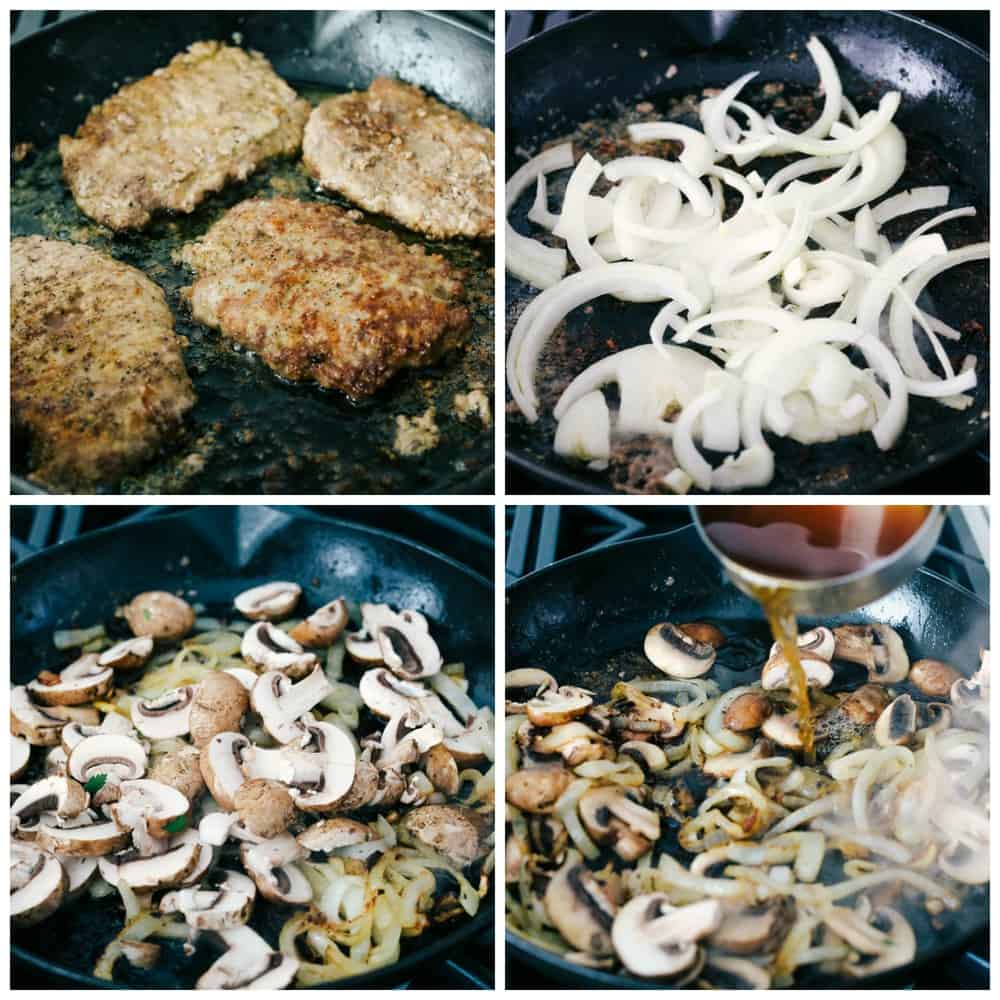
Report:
174,197,471,399
303,77,495,240
11,237,196,492
59,41,311,231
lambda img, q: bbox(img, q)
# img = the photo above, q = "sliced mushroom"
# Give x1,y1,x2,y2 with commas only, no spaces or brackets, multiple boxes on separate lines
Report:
578,787,660,862
124,591,195,640
200,732,250,811
505,668,558,714
240,835,312,904
11,841,67,926
544,858,617,957
422,743,460,796
67,732,146,783
110,779,190,840
618,740,668,775
874,694,918,747
11,734,31,780
909,658,962,698
196,926,299,989
189,671,249,748
344,602,418,666
288,597,349,648
251,666,333,745
61,713,135,754
149,747,206,802
608,682,683,739
37,818,130,857
160,870,257,930
708,897,795,954
234,581,302,621
378,712,443,770
761,651,833,691
99,636,155,670
99,835,202,891
234,779,296,839
398,804,491,868
840,683,893,725
12,776,88,830
526,686,594,727
10,686,68,746
644,622,716,678
702,740,773,779
722,691,772,732
506,764,572,814
331,759,380,812
761,711,804,750
241,622,318,679
131,686,196,739
377,620,443,681
289,721,357,813
833,624,909,683
297,818,372,853
61,855,99,899
612,894,722,978
27,654,115,706
769,626,835,661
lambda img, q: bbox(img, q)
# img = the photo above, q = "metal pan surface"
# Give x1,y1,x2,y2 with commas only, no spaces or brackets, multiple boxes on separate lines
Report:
505,524,988,987
506,11,988,495
12,506,494,987
12,11,495,495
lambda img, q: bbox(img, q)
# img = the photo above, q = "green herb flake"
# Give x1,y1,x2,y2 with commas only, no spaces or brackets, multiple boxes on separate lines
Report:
164,815,188,834
84,773,108,795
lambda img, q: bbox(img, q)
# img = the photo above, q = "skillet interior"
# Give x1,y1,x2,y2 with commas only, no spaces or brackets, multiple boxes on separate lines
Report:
505,524,989,987
11,506,494,987
11,10,495,496
505,11,989,495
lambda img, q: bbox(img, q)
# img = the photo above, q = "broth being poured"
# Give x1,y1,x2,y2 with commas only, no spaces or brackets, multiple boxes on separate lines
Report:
701,506,932,756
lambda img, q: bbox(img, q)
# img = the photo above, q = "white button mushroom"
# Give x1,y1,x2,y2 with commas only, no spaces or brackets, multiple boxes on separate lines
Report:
644,622,717,678
123,591,196,641
234,581,303,621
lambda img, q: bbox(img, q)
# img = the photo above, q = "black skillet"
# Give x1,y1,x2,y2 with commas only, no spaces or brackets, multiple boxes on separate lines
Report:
11,506,494,988
11,11,495,496
506,11,989,495
505,524,989,988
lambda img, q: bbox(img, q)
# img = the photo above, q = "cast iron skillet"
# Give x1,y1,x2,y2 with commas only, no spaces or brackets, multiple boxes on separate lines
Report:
11,11,495,496
506,524,989,988
506,11,989,495
11,506,494,988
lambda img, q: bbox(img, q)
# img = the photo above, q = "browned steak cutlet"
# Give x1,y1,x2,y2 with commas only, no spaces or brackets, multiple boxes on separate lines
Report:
303,77,494,240
11,237,196,492
59,41,311,231
174,197,471,399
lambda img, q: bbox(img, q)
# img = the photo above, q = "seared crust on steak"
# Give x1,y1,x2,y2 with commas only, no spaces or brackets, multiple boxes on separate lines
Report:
11,237,196,491
59,41,311,231
303,77,494,240
175,197,471,399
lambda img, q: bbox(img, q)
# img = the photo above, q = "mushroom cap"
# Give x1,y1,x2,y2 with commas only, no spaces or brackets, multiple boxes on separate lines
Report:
149,747,206,802
543,860,617,957
124,591,195,640
377,618,443,681
722,691,773,732
233,581,302,621
761,711,804,749
99,636,155,670
196,926,299,989
643,623,716,679
290,721,357,813
288,597,349,648
11,841,67,927
910,658,963,699
240,836,312,904
398,804,491,868
423,743,461,796
234,779,296,839
578,786,660,849
297,818,372,853
679,622,727,649
761,651,834,691
12,776,89,829
131,685,196,740
160,871,256,930
100,836,202,891
506,764,572,814
612,894,722,978
708,897,796,955
37,818,131,857
27,654,115,706
833,624,909,683
250,667,332,745
189,671,249,748
111,778,190,839
769,627,835,662
505,668,558,713
11,686,69,746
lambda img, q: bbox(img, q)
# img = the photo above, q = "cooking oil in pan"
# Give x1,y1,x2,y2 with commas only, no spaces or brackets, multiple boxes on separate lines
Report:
701,506,932,758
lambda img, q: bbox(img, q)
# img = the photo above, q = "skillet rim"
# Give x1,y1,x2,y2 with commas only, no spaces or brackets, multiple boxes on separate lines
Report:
504,9,989,496
504,523,989,988
11,504,495,988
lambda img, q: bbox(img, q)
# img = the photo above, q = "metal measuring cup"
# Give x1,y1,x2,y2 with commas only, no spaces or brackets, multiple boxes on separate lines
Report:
691,506,946,615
